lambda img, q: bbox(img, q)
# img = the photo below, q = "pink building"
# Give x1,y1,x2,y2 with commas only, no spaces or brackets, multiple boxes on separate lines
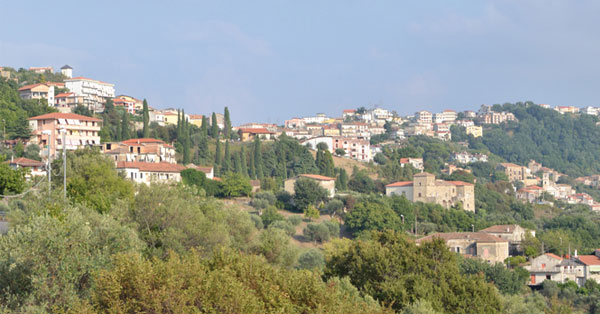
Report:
28,112,102,158
332,137,372,161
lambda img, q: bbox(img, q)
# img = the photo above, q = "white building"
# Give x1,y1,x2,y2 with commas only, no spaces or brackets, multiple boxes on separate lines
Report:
416,110,432,124
60,65,73,78
302,113,330,124
65,77,115,113
332,137,372,161
117,161,186,185
301,136,334,153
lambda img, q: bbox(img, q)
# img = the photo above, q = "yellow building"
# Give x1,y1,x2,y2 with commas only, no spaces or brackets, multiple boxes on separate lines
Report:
163,111,179,126
189,114,204,128
466,125,483,137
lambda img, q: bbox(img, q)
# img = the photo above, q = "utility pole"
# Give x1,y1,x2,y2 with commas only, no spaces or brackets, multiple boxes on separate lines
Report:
62,128,66,199
43,130,52,196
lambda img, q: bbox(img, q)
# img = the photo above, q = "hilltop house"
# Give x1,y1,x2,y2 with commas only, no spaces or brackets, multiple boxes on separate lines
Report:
480,224,535,254
416,232,509,263
385,172,475,211
102,138,176,164
284,174,336,197
116,161,186,185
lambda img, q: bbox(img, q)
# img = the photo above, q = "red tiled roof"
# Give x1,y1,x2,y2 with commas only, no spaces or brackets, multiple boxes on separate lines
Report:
298,174,335,181
386,181,413,187
6,157,44,167
186,164,213,174
18,83,47,91
121,138,166,145
545,253,563,260
116,161,186,173
238,128,274,134
45,82,64,87
189,114,203,120
526,185,543,190
28,112,102,122
343,109,356,113
577,255,600,265
55,92,75,98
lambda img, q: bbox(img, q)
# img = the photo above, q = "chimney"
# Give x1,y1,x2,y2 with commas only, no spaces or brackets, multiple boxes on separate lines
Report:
11,155,14,163
574,250,578,257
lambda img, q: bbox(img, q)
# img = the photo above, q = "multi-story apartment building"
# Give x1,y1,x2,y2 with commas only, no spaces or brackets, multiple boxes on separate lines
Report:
113,95,143,114
55,92,84,112
302,113,329,124
385,172,475,211
102,138,176,164
65,77,115,113
28,66,54,73
340,122,369,139
18,83,55,105
416,110,433,124
433,110,457,123
554,106,579,114
28,112,102,158
466,125,483,137
497,163,529,182
480,112,517,124
332,137,372,161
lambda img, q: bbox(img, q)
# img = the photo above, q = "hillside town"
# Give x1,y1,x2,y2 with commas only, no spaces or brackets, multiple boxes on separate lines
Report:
5,62,600,310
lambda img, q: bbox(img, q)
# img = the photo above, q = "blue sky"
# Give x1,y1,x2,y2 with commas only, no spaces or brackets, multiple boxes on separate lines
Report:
2,1,600,124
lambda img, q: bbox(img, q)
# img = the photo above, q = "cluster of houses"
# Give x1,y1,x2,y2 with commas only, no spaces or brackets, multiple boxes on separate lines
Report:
419,224,600,288
496,160,600,210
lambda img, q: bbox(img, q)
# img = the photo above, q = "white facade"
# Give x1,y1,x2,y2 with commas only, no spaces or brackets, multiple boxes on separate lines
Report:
65,77,115,113
301,136,334,152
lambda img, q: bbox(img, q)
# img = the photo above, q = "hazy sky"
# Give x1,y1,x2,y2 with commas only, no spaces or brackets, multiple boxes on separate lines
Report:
2,1,600,124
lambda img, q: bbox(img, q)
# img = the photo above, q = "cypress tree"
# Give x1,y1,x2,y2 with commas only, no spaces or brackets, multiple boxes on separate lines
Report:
222,140,231,173
200,115,208,136
211,112,219,139
234,152,242,174
224,106,232,139
215,135,222,167
249,147,256,179
120,111,130,140
254,136,263,179
198,134,209,162
142,99,149,138
323,150,335,177
240,145,248,177
338,168,348,190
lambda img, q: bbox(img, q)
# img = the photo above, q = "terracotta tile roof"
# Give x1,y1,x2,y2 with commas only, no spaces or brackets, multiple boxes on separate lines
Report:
188,114,203,120
238,128,274,134
116,161,186,173
121,138,166,145
416,232,508,244
298,174,335,181
55,92,75,98
343,109,356,113
45,82,64,87
577,255,600,265
525,185,543,190
386,181,413,187
545,253,563,260
18,83,47,91
480,224,519,234
6,157,44,167
28,112,102,122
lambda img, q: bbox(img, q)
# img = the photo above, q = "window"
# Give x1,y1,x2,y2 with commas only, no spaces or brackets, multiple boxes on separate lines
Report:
418,193,422,197
541,263,546,269
546,275,551,280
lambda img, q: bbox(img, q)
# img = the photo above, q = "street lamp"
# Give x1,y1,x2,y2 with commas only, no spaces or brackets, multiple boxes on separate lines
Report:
471,224,475,232
400,214,405,224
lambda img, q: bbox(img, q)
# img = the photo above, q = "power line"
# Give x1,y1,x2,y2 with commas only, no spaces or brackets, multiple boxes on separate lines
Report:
0,176,46,199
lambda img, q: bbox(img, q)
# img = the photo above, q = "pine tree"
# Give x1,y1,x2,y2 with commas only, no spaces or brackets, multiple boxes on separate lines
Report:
222,140,231,173
254,136,263,179
224,106,232,139
120,111,130,140
211,112,219,139
142,99,149,138
240,145,248,177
